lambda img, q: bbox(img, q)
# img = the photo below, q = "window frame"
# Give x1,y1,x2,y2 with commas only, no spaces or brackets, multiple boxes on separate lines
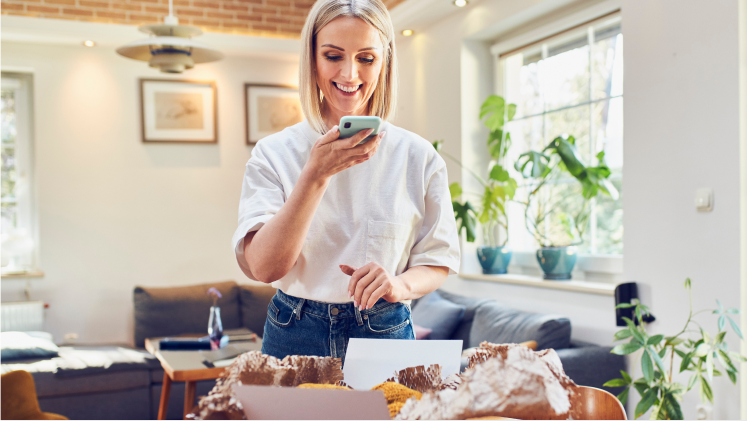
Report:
489,7,623,280
1,72,39,273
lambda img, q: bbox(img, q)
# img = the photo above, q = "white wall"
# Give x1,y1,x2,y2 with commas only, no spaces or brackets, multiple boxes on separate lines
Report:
0,40,298,345
393,0,743,418
623,1,742,418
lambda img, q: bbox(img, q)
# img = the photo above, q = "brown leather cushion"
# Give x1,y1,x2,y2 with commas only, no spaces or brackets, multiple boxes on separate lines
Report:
133,281,241,347
1,370,68,420
238,283,276,338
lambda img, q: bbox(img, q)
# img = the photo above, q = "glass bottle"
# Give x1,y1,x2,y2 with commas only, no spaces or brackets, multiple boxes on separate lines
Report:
208,306,223,350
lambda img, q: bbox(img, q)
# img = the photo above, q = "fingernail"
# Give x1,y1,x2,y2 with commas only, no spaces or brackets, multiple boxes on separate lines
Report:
380,131,386,138
354,300,358,307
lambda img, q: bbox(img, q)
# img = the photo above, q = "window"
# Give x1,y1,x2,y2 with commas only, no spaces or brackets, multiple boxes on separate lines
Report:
499,15,623,257
1,73,37,272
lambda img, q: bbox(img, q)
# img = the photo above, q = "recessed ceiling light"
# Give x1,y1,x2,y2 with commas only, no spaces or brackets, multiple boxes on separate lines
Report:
453,0,467,7
83,40,96,47
402,29,414,36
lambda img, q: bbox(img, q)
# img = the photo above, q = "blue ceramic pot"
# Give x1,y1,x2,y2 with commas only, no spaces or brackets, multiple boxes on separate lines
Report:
477,246,513,274
536,246,577,280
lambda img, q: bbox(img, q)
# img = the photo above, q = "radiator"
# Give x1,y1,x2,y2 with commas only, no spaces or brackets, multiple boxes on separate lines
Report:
1,301,44,331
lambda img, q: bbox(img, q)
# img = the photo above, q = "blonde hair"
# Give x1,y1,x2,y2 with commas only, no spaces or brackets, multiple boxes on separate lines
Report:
299,0,398,134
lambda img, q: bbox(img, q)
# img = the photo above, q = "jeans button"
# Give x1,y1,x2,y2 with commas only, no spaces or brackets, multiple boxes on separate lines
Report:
331,307,339,316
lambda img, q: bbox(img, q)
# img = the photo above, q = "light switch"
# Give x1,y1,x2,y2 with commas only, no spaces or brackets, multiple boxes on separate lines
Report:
695,188,713,212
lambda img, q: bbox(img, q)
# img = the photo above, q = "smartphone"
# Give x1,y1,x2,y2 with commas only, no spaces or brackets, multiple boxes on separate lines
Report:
338,116,382,145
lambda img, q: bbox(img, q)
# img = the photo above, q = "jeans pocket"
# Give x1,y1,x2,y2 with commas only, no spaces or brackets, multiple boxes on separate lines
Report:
267,296,295,327
364,304,411,335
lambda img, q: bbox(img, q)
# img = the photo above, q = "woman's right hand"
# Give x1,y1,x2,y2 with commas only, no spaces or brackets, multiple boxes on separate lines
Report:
303,126,386,180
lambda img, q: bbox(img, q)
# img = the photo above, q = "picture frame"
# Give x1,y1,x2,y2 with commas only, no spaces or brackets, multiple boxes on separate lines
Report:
245,83,303,145
139,79,217,143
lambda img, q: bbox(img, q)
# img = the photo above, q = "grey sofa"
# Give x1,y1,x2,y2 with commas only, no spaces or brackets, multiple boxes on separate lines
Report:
425,289,626,395
1,281,275,420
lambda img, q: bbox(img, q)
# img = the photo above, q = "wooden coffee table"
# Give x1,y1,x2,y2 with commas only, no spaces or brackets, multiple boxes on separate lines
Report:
145,331,263,420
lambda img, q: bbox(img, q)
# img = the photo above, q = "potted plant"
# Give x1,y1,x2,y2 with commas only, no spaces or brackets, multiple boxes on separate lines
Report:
604,278,746,419
433,95,518,274
513,134,618,280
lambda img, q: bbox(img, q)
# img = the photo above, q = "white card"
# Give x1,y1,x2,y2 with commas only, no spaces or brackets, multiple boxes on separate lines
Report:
342,338,463,390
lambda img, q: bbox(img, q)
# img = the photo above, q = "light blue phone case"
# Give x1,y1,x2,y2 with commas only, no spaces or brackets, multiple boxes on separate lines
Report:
338,116,382,145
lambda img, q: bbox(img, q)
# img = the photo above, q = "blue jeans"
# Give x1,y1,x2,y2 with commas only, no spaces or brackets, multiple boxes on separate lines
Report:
261,289,415,363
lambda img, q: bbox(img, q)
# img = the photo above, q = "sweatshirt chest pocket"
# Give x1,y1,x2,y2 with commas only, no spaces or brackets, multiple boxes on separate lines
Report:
365,220,412,275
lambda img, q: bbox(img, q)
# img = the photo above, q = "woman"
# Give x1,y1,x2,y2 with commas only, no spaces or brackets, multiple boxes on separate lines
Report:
231,0,460,362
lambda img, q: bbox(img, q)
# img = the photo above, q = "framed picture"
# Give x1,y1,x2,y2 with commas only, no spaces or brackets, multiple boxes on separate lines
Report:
245,83,303,145
139,79,217,143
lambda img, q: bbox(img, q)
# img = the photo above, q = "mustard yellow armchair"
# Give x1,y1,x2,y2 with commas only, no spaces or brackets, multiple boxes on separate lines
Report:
1,370,67,420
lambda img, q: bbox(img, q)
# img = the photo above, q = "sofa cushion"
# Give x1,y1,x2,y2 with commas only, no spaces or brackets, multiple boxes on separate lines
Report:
238,283,276,338
1,346,157,397
1,332,59,361
133,280,241,347
436,290,494,347
411,291,466,340
469,302,571,350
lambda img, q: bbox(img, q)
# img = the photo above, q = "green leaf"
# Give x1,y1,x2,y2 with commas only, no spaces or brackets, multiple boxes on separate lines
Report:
684,278,691,289
452,201,477,243
717,299,723,310
616,387,629,406
706,351,714,381
449,182,462,200
717,349,737,372
674,348,686,358
603,378,629,387
694,343,709,357
489,165,510,182
633,378,648,396
667,336,685,346
727,369,737,385
729,351,747,363
642,349,654,384
679,352,693,373
635,388,657,419
431,140,443,151
700,376,714,404
687,373,699,391
515,150,551,179
658,347,667,359
718,315,725,331
714,331,726,345
611,341,643,355
650,346,668,374
613,329,634,342
728,316,743,339
616,303,634,309
662,394,683,420
726,308,740,314
480,95,515,131
621,370,632,383
647,335,664,346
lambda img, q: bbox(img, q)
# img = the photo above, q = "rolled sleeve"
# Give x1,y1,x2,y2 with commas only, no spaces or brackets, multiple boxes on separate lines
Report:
231,145,286,279
407,164,461,275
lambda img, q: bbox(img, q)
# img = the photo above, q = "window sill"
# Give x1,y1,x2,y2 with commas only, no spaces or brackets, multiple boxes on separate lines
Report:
1,270,45,279
459,273,616,296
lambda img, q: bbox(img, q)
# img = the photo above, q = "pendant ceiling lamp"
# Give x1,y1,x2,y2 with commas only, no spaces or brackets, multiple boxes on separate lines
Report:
116,0,223,73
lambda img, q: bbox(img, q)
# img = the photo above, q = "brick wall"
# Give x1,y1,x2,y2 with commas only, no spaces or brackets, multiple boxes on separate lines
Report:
1,0,408,39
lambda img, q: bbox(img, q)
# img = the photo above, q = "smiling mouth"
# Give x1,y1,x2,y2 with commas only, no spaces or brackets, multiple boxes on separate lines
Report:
333,82,362,94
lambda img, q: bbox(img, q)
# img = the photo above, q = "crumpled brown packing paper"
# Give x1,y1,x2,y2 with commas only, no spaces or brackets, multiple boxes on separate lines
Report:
395,344,577,420
187,351,343,420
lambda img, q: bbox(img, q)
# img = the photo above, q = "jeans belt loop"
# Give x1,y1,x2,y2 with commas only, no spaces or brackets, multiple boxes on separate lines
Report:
295,298,305,320
354,305,364,326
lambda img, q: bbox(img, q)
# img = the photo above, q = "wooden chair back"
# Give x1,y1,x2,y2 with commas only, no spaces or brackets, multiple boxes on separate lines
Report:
570,386,627,420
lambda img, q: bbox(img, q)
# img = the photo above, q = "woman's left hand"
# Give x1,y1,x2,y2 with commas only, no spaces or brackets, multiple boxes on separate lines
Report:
340,263,409,310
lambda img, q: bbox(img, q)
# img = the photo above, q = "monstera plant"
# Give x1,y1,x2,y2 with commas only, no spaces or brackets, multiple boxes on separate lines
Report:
514,134,618,279
433,95,518,274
